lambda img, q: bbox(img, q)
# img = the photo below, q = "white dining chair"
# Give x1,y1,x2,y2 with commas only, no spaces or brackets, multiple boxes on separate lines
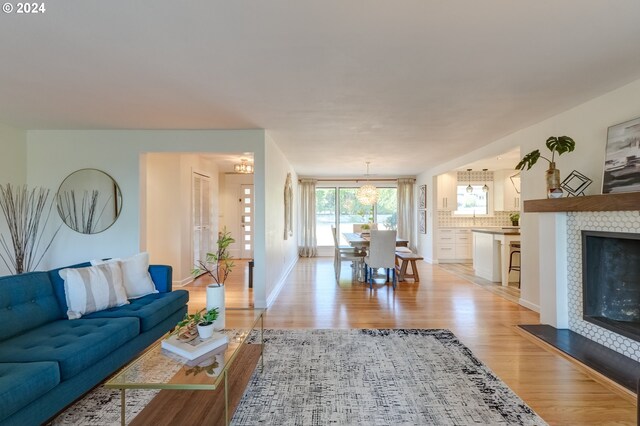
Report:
331,225,365,281
364,230,397,289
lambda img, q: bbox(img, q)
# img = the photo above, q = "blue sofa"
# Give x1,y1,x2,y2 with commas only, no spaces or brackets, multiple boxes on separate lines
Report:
0,262,189,426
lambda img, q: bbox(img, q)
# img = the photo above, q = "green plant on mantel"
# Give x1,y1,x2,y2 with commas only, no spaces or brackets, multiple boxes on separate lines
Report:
515,136,576,171
509,212,520,223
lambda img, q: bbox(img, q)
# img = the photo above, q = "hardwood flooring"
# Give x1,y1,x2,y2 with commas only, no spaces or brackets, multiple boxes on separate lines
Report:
185,257,636,425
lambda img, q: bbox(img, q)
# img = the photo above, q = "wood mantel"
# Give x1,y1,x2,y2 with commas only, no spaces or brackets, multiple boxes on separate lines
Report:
524,192,640,212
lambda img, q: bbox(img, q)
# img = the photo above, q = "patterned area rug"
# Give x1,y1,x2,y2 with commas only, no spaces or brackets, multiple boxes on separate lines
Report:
53,329,546,425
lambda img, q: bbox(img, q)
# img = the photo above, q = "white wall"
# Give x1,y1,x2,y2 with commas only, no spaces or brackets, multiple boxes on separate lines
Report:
25,130,268,303
0,122,27,276
143,153,219,285
264,132,298,306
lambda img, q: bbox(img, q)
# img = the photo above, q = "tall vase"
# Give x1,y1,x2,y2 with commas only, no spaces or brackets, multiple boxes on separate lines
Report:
206,284,225,330
545,162,563,198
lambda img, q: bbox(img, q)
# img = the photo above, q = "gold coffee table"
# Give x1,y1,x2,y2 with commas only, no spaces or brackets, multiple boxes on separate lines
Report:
106,309,264,426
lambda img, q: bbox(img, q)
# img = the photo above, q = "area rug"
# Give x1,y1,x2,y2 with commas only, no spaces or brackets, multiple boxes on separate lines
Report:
53,329,546,425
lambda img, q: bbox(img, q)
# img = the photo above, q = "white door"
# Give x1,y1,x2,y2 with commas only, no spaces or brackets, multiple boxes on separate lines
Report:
240,184,254,259
193,172,212,268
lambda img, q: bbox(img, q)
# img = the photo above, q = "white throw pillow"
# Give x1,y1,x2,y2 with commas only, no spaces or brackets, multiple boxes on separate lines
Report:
91,252,158,299
59,263,129,319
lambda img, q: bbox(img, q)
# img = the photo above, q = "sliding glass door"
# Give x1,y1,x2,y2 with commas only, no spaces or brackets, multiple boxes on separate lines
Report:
315,186,397,247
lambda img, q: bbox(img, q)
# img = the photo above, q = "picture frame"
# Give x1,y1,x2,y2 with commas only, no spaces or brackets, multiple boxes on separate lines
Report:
419,210,426,234
602,116,640,194
419,185,426,210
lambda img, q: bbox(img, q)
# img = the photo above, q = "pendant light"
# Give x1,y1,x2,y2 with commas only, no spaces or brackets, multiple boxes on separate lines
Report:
482,169,489,193
466,169,473,193
356,162,379,205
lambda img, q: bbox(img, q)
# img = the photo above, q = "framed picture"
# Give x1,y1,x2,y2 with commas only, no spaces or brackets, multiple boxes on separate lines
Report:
419,185,426,210
603,116,640,194
419,210,426,234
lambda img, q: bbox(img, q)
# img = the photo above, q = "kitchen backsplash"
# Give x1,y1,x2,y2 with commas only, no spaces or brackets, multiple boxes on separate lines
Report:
437,210,517,227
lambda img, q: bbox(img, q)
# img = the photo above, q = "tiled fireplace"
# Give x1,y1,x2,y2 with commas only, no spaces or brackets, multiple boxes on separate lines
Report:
566,211,640,361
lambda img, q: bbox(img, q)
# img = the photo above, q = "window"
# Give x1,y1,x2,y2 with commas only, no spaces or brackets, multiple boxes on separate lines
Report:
315,186,398,246
454,184,488,215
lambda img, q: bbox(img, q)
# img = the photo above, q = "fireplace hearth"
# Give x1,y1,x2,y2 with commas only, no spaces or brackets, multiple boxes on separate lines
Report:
582,230,640,342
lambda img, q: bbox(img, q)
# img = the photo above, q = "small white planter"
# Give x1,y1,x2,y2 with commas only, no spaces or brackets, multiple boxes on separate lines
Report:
206,284,225,330
197,322,215,339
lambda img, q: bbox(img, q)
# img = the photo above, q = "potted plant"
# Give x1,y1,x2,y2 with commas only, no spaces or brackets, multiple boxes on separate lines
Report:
515,136,576,198
509,212,520,226
192,228,235,330
172,307,219,340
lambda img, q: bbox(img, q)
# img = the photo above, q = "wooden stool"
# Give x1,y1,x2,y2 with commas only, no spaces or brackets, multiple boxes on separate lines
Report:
395,252,424,282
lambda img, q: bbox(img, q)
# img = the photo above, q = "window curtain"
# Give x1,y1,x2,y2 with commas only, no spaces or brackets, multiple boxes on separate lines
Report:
298,179,318,257
397,178,417,251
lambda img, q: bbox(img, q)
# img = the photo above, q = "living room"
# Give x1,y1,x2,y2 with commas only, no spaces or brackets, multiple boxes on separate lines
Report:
1,2,640,425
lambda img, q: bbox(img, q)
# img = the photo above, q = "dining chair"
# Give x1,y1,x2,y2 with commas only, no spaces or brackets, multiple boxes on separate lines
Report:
364,230,397,290
331,225,365,281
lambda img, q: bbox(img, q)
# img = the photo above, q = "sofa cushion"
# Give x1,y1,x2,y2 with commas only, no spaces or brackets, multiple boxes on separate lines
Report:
48,261,92,315
59,263,129,319
0,272,62,341
0,317,139,380
85,289,189,332
92,253,158,299
0,361,60,422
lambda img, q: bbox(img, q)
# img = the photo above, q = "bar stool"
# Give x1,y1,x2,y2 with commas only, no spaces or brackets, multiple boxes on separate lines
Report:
508,242,521,288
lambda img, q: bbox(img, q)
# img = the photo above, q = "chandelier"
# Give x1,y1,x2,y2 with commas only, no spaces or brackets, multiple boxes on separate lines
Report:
466,169,473,193
482,169,489,193
356,162,379,205
234,159,254,174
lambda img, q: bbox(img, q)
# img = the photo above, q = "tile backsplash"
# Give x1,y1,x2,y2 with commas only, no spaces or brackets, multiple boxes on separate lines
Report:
437,210,517,227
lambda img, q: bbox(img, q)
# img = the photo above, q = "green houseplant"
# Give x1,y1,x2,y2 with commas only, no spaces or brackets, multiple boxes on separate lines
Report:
172,307,219,340
192,228,235,330
515,136,576,198
192,228,235,286
509,212,520,226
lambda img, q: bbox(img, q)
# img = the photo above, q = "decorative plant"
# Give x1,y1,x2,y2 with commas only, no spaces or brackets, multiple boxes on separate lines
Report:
0,184,61,274
171,307,219,339
509,212,520,223
361,223,371,231
192,228,235,286
515,136,576,170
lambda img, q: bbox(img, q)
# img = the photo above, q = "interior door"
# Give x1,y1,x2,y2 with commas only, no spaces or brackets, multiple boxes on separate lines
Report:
240,184,254,259
193,172,212,268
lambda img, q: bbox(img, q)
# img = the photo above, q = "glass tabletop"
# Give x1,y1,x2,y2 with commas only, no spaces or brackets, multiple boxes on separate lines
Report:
105,309,264,391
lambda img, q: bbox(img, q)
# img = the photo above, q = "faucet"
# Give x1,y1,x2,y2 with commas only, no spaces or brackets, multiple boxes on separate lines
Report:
472,210,476,226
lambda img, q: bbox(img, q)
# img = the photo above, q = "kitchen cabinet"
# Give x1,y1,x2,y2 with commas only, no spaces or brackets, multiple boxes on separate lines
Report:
493,169,521,211
437,228,471,263
437,172,457,211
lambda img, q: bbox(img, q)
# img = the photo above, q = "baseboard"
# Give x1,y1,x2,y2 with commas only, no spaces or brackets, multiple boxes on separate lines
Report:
518,297,540,313
265,257,298,308
173,276,193,288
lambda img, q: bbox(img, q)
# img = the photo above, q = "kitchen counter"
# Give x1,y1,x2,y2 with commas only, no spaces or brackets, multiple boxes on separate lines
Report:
471,227,520,235
471,228,520,286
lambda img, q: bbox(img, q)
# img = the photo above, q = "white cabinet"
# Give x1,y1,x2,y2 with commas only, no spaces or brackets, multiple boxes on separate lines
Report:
437,172,457,211
493,169,521,211
437,228,471,263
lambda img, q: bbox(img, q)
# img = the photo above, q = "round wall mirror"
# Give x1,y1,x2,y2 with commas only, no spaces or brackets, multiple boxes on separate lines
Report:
56,168,123,234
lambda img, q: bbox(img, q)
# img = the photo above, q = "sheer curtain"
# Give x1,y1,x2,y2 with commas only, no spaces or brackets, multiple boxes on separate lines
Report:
298,179,318,257
397,178,416,251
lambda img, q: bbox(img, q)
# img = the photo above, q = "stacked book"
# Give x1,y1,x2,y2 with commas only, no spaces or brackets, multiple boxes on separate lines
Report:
161,332,229,360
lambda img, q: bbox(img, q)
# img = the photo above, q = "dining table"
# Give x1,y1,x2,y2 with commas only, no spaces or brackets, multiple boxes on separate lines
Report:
342,232,409,250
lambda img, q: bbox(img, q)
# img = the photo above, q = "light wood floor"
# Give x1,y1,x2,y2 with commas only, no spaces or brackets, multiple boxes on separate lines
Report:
186,257,636,425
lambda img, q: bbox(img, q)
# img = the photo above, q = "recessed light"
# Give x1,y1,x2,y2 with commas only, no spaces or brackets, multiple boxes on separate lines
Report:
496,156,502,160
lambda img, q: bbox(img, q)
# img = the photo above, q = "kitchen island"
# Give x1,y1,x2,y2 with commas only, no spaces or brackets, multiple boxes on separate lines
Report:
471,227,520,287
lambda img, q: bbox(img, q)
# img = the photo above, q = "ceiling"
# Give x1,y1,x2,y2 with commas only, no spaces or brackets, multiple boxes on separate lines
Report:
1,1,640,177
